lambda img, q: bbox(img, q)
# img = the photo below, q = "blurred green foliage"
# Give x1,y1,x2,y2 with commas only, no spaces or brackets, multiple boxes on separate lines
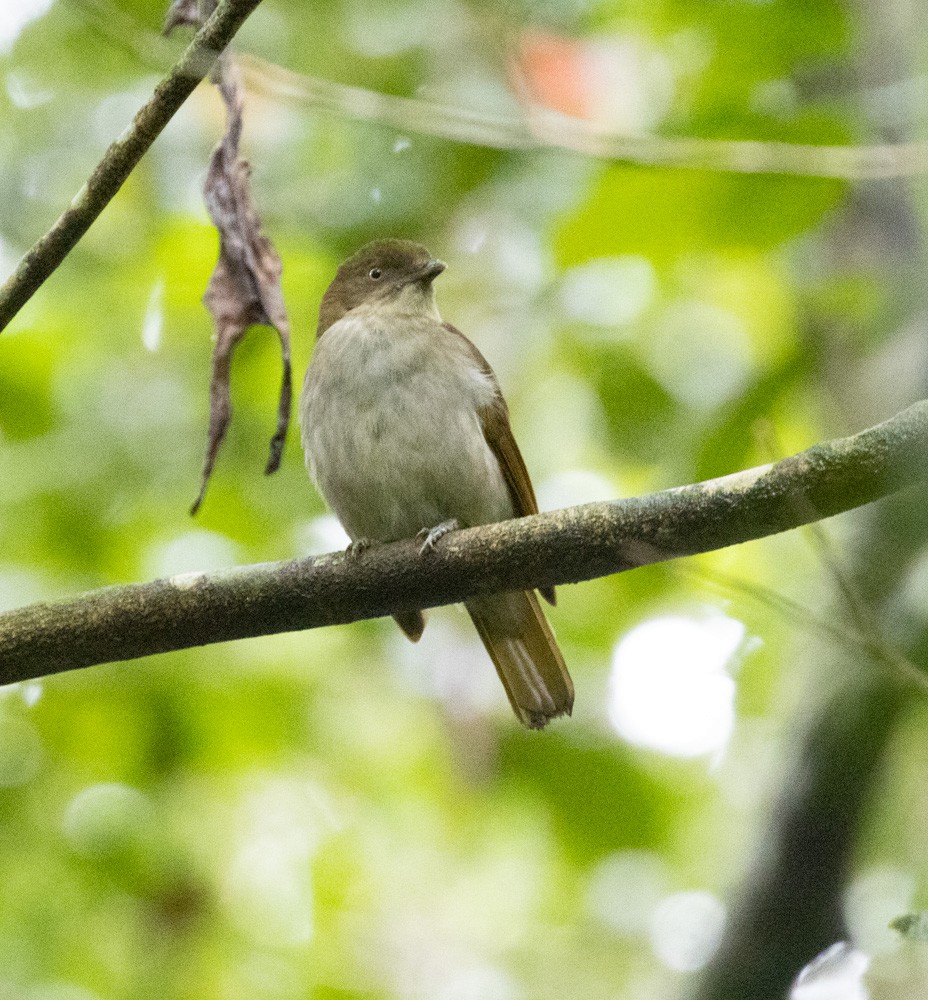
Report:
2,0,928,998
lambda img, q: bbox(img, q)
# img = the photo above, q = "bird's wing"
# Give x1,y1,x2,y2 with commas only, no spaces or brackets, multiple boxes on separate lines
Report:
442,322,555,606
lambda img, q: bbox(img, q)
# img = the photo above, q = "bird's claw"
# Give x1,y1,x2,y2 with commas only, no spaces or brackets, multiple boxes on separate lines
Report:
416,519,461,555
345,538,374,558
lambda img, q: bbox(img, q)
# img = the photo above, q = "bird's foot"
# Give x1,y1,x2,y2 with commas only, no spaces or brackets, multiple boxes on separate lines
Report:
345,538,375,558
416,519,461,555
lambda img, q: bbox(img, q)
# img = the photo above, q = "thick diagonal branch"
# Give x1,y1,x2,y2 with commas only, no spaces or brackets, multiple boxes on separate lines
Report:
0,0,265,333
2,400,928,685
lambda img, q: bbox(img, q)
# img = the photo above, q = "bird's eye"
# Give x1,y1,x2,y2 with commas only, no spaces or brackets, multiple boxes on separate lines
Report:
369,268,382,280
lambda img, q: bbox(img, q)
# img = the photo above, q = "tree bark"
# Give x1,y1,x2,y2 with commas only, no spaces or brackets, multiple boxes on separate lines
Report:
2,400,927,685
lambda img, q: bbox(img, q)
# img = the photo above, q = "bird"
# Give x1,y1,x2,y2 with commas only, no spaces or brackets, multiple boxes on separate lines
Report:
299,238,573,728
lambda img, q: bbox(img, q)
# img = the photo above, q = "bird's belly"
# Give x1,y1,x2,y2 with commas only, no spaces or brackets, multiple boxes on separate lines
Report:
302,343,512,543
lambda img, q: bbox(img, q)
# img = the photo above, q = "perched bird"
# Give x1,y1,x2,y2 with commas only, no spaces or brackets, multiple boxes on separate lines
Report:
299,239,573,728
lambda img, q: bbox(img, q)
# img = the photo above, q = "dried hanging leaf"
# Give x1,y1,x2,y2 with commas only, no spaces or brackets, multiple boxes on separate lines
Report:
166,5,293,516
188,58,292,515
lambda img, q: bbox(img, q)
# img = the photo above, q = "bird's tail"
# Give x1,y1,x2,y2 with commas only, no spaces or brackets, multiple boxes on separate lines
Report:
466,591,573,729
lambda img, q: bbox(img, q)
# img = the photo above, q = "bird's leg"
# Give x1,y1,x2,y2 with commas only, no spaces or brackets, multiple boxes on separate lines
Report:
345,538,375,558
416,519,461,555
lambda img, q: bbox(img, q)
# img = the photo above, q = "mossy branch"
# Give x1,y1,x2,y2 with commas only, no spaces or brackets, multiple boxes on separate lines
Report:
0,0,265,333
1,401,927,685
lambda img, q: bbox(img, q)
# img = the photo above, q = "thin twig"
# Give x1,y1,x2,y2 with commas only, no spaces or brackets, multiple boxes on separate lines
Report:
0,0,265,333
752,416,919,687
239,56,928,179
679,564,928,694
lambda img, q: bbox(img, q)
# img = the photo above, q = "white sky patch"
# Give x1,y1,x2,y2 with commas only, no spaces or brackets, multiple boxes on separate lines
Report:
451,215,547,287
452,214,489,255
649,890,726,972
608,613,743,758
143,529,241,581
22,682,42,707
536,468,621,513
392,136,411,153
493,224,546,291
0,564,47,611
520,372,605,474
642,299,753,410
586,850,671,936
293,515,351,556
844,865,915,957
223,778,340,949
5,70,53,109
585,36,677,133
428,964,516,1000
560,256,656,330
226,832,314,947
392,616,501,716
0,0,54,54
141,277,164,352
791,942,870,1000
92,85,158,147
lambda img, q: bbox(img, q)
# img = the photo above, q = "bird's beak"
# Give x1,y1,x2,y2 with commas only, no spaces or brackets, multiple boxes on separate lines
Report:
419,258,446,282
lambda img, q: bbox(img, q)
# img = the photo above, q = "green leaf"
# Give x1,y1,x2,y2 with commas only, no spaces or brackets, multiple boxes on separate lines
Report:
556,165,846,265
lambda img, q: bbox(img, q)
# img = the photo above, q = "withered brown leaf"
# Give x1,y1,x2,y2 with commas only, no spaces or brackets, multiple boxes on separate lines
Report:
166,5,293,516
189,59,292,515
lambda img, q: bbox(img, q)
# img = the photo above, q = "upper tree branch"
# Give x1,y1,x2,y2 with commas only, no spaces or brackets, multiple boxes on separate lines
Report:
61,0,928,180
0,0,265,333
240,56,928,180
2,400,927,685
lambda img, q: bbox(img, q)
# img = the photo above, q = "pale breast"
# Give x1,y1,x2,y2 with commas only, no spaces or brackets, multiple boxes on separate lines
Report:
299,313,513,542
